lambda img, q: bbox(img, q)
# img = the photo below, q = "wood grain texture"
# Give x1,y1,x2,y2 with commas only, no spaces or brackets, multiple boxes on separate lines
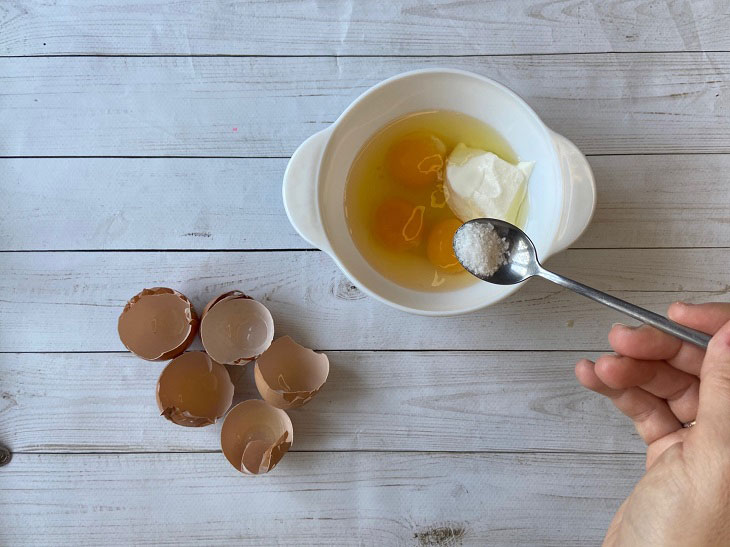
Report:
0,452,641,546
583,155,730,248
2,54,729,156
0,351,643,453
0,158,300,250
3,155,730,250
1,0,728,56
0,250,727,353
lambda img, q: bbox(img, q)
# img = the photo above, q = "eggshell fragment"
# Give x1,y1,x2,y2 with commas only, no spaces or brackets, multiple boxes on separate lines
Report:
200,291,274,365
254,336,329,409
156,351,234,427
118,287,198,361
220,399,293,475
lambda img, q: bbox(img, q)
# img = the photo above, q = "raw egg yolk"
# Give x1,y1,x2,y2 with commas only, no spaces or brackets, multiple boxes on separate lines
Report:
387,133,446,187
427,218,465,273
373,197,425,251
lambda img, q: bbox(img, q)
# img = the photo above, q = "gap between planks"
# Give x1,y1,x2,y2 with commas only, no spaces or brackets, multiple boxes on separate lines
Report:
1,248,728,253
0,349,617,356
4,152,730,159
6,449,643,456
2,51,730,59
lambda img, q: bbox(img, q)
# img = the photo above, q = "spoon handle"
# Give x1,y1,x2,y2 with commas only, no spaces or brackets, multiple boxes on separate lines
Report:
538,268,711,349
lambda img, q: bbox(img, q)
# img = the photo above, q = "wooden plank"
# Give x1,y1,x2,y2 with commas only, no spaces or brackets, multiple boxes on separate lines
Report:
1,54,729,156
2,155,730,250
0,452,641,546
0,250,727,353
1,0,728,56
581,155,730,249
0,351,642,453
0,158,300,250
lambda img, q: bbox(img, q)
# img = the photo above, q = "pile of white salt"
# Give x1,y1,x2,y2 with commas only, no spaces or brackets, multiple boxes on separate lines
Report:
453,222,510,277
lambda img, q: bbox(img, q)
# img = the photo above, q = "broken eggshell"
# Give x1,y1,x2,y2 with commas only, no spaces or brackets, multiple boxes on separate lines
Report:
156,351,234,427
200,291,274,365
220,399,293,475
118,287,198,361
254,336,329,409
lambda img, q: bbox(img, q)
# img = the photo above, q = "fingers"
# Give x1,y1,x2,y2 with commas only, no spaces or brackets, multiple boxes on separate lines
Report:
576,359,622,396
668,301,730,334
609,323,705,376
607,302,730,376
645,428,688,470
593,354,699,423
666,301,730,375
696,318,730,445
576,359,682,444
609,323,682,361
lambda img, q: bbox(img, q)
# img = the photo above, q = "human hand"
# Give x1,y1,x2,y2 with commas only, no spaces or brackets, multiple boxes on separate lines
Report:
575,302,730,546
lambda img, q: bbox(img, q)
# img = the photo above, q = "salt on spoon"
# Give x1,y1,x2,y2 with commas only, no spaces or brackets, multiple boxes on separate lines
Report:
452,218,712,349
452,221,510,278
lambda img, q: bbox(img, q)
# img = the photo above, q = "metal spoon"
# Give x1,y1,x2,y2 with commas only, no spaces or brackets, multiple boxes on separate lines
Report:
453,218,711,349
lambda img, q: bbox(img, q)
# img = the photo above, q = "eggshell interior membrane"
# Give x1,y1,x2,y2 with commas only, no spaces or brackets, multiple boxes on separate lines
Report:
200,293,274,365
156,351,234,427
118,287,198,361
220,399,293,475
254,336,330,409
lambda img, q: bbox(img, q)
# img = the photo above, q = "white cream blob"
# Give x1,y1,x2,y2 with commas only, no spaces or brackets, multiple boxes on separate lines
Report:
445,143,533,224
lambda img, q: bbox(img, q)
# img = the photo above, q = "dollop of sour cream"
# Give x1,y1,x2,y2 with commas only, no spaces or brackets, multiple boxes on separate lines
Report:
445,143,534,224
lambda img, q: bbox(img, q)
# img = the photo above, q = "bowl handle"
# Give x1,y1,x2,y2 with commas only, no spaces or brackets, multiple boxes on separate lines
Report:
282,129,332,252
549,130,597,254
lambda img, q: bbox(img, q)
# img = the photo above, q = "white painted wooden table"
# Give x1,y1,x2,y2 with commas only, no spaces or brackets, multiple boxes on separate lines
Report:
1,2,729,545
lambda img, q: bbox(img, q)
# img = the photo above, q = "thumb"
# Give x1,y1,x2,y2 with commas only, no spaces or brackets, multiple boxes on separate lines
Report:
697,318,730,444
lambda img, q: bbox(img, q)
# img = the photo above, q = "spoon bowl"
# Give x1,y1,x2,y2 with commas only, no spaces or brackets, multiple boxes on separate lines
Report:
454,218,540,285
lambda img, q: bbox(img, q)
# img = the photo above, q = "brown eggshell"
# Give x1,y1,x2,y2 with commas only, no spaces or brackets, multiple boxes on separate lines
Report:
156,351,234,427
254,336,329,409
200,291,274,365
220,399,293,475
118,287,198,361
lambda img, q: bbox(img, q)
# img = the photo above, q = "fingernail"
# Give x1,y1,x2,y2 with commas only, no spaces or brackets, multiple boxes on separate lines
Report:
612,322,634,330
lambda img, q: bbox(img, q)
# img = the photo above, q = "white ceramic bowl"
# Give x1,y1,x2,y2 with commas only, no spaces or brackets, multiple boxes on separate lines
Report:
283,69,596,316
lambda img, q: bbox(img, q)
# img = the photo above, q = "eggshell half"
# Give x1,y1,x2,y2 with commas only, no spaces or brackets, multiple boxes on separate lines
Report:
156,351,234,427
254,336,329,409
118,287,198,361
220,399,293,475
200,291,274,365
